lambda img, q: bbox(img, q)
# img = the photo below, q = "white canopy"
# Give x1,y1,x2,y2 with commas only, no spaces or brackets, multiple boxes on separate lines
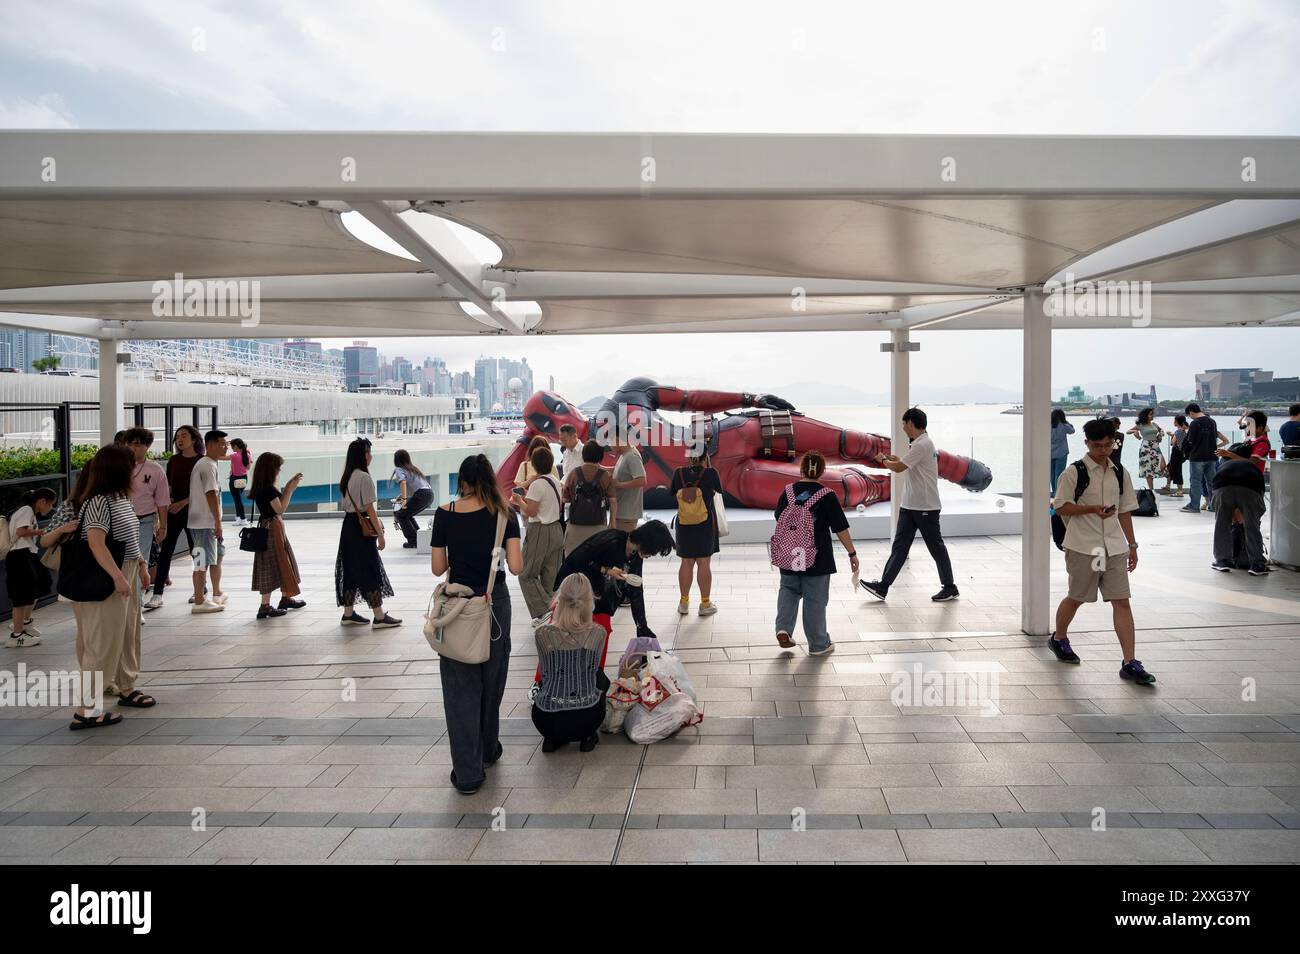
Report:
2,130,1298,636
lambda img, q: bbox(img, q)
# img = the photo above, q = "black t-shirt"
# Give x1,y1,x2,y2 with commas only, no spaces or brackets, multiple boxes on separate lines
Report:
253,488,281,520
555,528,647,626
430,503,520,595
1185,415,1219,462
773,480,850,576
670,466,723,515
1213,459,1265,496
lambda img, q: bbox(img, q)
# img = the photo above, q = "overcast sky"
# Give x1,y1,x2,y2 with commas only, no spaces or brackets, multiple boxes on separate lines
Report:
3,0,1298,399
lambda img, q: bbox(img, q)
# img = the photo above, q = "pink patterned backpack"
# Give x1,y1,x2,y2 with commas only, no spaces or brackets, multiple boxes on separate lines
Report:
769,484,831,571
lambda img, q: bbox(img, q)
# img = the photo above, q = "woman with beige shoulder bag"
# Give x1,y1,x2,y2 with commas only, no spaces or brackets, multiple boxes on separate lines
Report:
429,454,522,795
335,438,401,629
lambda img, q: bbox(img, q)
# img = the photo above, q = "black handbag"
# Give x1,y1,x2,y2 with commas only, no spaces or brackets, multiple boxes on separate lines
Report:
239,525,269,553
56,535,126,602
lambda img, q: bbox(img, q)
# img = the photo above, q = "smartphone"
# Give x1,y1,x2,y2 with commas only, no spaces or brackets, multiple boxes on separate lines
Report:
511,486,524,496
1102,505,1116,516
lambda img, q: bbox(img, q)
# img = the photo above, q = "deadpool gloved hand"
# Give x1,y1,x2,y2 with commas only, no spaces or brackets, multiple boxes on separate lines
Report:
747,393,796,412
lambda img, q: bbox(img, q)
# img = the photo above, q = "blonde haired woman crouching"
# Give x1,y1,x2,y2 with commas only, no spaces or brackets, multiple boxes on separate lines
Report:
531,572,610,753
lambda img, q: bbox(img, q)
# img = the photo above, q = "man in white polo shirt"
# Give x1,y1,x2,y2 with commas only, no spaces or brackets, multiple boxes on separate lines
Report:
861,407,958,603
1047,417,1154,685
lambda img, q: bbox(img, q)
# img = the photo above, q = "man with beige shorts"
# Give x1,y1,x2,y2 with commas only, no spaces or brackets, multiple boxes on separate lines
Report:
1047,417,1155,686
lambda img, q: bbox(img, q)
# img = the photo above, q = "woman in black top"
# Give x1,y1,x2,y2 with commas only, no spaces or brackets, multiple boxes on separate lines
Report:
248,452,306,620
772,452,857,656
146,424,202,608
430,454,523,795
670,454,722,617
553,520,674,660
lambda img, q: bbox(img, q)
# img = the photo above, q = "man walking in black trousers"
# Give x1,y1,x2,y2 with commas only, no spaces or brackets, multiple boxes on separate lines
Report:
861,407,959,603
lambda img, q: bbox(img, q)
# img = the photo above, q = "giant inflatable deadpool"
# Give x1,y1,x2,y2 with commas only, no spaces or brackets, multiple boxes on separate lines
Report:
499,376,992,509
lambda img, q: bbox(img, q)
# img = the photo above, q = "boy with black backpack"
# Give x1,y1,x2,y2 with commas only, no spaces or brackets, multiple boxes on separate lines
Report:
1047,418,1154,685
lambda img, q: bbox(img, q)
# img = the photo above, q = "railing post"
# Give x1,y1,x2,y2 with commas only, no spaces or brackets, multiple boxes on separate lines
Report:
164,405,174,447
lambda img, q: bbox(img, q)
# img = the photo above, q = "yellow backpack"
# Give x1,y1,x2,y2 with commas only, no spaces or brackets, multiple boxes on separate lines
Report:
675,469,709,526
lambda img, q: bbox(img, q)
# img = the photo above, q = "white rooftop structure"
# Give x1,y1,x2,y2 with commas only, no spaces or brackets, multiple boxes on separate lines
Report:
2,131,1299,636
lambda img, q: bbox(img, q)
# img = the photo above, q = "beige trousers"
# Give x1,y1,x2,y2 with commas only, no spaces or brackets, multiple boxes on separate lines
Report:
75,561,142,708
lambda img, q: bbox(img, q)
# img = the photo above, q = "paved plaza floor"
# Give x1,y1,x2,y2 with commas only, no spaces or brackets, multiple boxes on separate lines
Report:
2,511,1298,864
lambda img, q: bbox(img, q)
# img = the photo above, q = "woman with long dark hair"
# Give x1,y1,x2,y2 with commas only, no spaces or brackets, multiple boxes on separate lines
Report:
336,438,400,627
5,487,57,646
145,424,202,611
1127,408,1165,492
228,437,252,527
248,452,306,619
1163,414,1188,496
1049,408,1075,495
392,449,433,548
430,454,523,794
69,444,155,728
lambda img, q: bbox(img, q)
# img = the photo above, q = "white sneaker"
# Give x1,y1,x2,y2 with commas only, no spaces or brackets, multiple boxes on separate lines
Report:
213,592,228,605
191,601,225,614
21,623,42,638
677,601,690,615
808,642,836,657
6,632,40,647
143,595,164,611
698,602,718,617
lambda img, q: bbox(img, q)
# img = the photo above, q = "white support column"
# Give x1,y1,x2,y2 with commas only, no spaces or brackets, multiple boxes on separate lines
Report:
97,337,124,447
1021,289,1052,636
888,328,911,535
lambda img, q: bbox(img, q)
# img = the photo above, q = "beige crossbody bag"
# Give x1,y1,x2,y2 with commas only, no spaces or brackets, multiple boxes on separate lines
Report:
423,508,508,664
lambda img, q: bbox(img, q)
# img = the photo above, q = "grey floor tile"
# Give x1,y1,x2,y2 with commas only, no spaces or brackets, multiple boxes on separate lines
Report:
392,813,465,828
995,812,1070,828
657,814,726,829
859,814,931,830
523,814,594,829
1200,813,1283,829
1131,813,1212,829
265,812,338,827
327,812,399,828
925,813,1000,829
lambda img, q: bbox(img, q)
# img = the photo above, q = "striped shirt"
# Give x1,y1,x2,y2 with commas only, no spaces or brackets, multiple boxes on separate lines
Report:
80,494,142,563
533,623,607,712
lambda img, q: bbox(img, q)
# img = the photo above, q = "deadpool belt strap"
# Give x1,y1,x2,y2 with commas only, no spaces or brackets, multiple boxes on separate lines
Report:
759,409,796,461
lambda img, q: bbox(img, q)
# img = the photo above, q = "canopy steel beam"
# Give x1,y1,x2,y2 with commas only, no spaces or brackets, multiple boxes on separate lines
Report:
350,201,521,335
3,132,1300,198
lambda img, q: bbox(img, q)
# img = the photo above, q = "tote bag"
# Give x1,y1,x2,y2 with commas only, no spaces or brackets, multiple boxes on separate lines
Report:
423,510,508,664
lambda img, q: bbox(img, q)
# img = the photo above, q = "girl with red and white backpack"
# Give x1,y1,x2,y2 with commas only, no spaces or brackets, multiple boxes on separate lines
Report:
769,452,858,656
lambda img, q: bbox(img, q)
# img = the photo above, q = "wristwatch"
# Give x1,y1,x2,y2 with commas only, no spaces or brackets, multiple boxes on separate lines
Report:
1128,542,1139,549
846,551,857,557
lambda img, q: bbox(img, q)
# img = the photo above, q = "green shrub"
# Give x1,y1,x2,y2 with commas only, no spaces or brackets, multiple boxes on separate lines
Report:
0,444,98,480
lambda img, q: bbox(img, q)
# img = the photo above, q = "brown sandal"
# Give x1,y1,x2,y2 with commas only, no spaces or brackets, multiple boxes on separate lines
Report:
776,631,795,648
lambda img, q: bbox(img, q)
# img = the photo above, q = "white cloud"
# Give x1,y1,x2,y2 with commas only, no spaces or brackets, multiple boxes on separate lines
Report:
0,93,76,128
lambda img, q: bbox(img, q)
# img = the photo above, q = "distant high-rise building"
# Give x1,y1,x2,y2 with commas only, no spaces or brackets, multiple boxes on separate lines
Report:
548,375,555,392
344,341,380,392
283,339,323,359
0,330,53,371
475,356,500,412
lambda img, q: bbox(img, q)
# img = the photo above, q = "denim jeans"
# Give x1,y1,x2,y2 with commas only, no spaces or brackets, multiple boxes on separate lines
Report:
438,584,512,791
1186,460,1215,510
1050,457,1068,496
775,572,832,651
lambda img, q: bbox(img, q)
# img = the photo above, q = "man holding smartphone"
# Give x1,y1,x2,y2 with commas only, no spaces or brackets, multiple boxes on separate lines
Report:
1047,418,1153,685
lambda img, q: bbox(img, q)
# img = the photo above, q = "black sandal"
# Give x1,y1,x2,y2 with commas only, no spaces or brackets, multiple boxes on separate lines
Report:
116,690,157,708
70,711,123,731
